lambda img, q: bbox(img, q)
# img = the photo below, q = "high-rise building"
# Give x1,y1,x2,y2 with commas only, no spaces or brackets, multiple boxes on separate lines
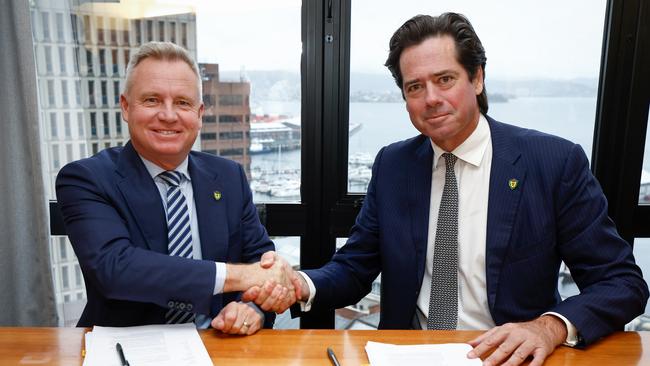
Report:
30,0,197,326
200,63,252,177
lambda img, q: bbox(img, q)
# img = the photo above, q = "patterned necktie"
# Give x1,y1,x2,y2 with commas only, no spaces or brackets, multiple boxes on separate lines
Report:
159,170,195,324
427,153,459,330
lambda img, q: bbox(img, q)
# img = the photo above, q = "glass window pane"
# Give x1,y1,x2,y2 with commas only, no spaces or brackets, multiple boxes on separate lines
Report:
348,0,606,192
334,238,380,330
640,107,650,204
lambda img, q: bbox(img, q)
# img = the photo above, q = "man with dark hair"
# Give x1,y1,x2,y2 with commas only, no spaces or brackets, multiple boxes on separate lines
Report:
253,12,647,365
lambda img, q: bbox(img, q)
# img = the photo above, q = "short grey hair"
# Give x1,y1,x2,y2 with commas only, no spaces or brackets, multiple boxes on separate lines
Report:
124,41,202,96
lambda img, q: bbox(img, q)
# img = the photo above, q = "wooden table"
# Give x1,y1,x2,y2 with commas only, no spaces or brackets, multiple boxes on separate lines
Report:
0,328,648,365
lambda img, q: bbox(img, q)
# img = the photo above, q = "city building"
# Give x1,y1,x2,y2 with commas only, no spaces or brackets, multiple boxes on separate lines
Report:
200,63,252,177
30,0,197,326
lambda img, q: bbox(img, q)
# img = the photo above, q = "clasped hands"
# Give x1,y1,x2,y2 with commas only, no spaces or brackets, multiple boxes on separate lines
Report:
212,251,306,335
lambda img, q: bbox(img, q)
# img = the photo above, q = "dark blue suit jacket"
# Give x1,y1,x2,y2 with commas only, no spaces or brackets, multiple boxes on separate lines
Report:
304,117,648,345
56,142,275,327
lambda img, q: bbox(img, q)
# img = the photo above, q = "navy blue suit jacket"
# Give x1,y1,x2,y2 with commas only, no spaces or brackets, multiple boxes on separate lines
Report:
56,142,275,327
304,117,648,345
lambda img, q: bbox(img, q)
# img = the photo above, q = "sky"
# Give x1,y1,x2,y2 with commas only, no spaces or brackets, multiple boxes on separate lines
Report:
166,0,607,79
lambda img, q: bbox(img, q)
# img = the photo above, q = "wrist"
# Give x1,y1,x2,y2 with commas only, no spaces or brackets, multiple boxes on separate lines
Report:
224,263,254,292
540,314,568,346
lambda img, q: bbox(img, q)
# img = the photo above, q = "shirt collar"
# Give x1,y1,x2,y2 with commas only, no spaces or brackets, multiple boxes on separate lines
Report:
139,155,191,182
430,114,490,169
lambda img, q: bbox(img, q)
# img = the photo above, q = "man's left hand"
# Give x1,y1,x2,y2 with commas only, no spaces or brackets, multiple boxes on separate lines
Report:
467,315,567,366
211,301,263,336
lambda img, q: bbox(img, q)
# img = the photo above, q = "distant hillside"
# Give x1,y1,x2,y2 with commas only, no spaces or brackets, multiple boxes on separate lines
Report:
220,70,598,102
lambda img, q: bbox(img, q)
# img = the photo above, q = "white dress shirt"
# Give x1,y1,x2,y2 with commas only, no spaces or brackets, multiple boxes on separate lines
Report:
415,114,494,330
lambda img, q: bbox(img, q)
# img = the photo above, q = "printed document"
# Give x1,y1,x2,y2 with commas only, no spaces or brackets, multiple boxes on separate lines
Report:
83,323,212,366
365,341,482,366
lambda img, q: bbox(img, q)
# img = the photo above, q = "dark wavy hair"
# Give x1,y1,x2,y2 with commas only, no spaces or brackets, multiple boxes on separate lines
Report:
384,13,488,114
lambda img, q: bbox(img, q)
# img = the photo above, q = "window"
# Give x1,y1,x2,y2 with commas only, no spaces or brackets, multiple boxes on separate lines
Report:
75,265,82,287
86,49,93,75
44,46,53,73
159,21,165,41
92,143,98,154
99,49,106,75
181,22,187,47
47,80,55,106
134,19,142,44
83,15,91,43
101,81,108,106
203,115,216,123
56,13,64,41
219,115,242,123
64,112,71,137
52,144,60,169
123,49,130,72
219,148,244,156
74,80,81,106
61,80,69,106
59,46,66,74
123,19,130,45
59,237,67,260
88,80,95,106
73,46,80,73
97,16,104,45
70,14,79,42
50,113,58,137
113,81,120,104
79,143,86,158
90,112,97,137
110,18,117,44
77,112,84,136
147,20,153,42
42,12,50,41
111,49,118,75
170,21,176,43
66,144,73,164
219,95,243,106
115,112,122,135
61,266,69,289
200,132,216,140
103,112,110,136
219,131,244,140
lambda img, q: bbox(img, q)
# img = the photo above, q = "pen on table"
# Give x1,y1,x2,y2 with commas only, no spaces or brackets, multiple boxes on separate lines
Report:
327,346,341,366
116,342,130,366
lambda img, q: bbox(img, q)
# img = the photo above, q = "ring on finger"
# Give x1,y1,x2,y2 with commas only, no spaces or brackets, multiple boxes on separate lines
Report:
242,320,249,328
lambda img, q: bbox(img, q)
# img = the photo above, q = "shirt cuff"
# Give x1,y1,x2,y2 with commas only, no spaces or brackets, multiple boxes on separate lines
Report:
542,311,580,347
214,262,226,295
297,271,316,312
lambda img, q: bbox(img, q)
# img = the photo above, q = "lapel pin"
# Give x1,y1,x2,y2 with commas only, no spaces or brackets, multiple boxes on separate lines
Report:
213,191,222,201
508,178,519,190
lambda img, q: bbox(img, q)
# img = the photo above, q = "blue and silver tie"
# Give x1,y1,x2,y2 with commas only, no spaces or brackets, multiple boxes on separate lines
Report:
159,170,195,324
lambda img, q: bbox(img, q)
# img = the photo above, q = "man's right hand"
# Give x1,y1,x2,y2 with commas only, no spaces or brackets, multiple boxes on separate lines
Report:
224,251,302,313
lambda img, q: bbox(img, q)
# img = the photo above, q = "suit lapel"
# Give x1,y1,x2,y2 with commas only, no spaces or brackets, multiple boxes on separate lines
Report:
485,118,526,311
115,142,168,253
189,154,228,262
409,136,434,285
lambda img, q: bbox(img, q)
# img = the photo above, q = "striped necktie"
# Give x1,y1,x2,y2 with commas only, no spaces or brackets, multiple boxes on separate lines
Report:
427,153,459,330
159,170,195,324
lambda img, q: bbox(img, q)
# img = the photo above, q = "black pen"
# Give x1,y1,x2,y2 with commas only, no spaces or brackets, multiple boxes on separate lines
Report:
116,342,130,366
327,346,341,366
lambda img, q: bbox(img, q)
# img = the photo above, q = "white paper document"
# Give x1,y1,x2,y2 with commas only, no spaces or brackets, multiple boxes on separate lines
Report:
365,341,482,366
83,323,213,366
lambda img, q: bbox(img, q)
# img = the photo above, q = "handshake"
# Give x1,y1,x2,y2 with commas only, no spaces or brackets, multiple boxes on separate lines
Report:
223,251,308,314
